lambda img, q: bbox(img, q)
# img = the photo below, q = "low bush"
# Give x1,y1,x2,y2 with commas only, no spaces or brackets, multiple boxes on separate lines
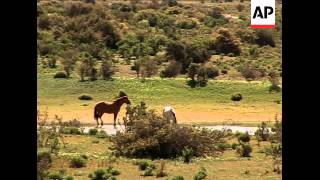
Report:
236,143,252,157
254,122,270,142
111,103,227,159
70,156,87,168
62,127,82,135
231,143,240,150
231,94,242,101
160,61,182,78
141,167,154,176
193,167,207,180
78,94,93,100
238,132,250,142
54,71,68,79
89,128,98,136
156,160,167,177
96,130,108,138
89,167,120,180
172,176,185,180
47,172,63,180
181,147,193,163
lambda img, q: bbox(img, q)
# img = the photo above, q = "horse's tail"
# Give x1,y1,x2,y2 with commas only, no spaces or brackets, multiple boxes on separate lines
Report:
94,105,99,121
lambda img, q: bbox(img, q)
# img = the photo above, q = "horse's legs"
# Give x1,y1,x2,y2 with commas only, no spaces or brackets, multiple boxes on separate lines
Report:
100,117,104,127
113,112,118,128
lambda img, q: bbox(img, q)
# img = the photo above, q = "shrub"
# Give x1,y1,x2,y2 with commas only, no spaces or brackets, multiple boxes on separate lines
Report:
236,29,257,44
255,29,275,47
47,172,63,180
61,50,78,77
111,103,227,158
187,63,200,81
209,7,224,19
160,61,182,78
214,28,241,56
193,167,207,180
204,63,219,79
62,127,82,135
96,130,108,138
231,94,242,101
269,76,281,93
134,160,156,171
217,143,230,151
70,156,87,168
197,66,208,87
239,65,260,80
37,150,52,163
181,147,194,163
65,1,93,17
221,69,228,74
101,60,114,80
54,71,68,79
139,57,158,78
176,19,197,29
238,132,250,142
38,15,50,29
78,94,93,100
66,176,74,180
162,0,178,7
89,128,98,136
156,160,167,177
231,143,240,150
63,119,81,127
89,167,120,180
142,167,154,176
254,122,270,141
236,143,252,157
236,3,245,12
172,176,185,180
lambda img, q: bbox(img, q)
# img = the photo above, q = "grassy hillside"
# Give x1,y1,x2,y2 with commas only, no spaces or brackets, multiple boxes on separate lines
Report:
38,65,281,125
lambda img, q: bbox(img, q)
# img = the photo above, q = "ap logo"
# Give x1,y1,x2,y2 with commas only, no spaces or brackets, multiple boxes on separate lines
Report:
251,0,275,28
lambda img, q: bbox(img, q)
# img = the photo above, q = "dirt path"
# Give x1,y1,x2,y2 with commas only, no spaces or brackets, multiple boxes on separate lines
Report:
38,105,281,126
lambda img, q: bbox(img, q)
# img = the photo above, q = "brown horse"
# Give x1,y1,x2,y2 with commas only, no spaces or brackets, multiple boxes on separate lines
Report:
94,96,131,128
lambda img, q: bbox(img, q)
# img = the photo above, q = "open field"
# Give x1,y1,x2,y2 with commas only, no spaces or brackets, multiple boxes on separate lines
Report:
45,134,281,180
38,66,281,125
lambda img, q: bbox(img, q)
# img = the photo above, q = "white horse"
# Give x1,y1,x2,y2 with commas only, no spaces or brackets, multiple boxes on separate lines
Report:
162,106,177,124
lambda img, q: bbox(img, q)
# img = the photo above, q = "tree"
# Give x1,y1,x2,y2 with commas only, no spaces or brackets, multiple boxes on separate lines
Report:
139,57,158,78
214,28,241,56
100,60,114,80
131,60,141,78
78,53,95,81
61,50,78,77
187,63,200,81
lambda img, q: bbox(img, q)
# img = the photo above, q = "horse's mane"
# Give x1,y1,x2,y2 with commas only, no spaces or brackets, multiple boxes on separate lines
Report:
113,96,127,103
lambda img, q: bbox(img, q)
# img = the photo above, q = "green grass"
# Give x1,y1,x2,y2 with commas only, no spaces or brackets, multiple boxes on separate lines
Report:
38,67,281,107
46,134,281,180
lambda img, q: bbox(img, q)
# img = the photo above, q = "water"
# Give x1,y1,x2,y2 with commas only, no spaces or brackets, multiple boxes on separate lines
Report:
38,125,268,135
81,125,265,135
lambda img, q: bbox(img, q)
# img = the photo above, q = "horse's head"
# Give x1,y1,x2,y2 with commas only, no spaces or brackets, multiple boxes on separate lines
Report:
121,96,131,105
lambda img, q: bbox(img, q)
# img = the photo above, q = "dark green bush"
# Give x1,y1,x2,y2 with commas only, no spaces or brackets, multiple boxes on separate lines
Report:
111,103,227,159
193,167,207,180
65,1,93,17
181,147,194,163
255,29,275,47
134,160,156,171
37,150,52,163
254,122,270,141
162,0,178,7
160,61,182,78
236,143,252,157
172,176,185,180
141,167,154,176
89,167,120,180
89,128,98,136
176,19,197,29
78,94,93,100
214,28,241,56
70,156,87,168
101,60,114,80
156,160,167,177
47,172,63,180
96,130,108,138
231,143,240,150
63,127,82,135
54,71,68,79
238,132,250,142
231,94,242,101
